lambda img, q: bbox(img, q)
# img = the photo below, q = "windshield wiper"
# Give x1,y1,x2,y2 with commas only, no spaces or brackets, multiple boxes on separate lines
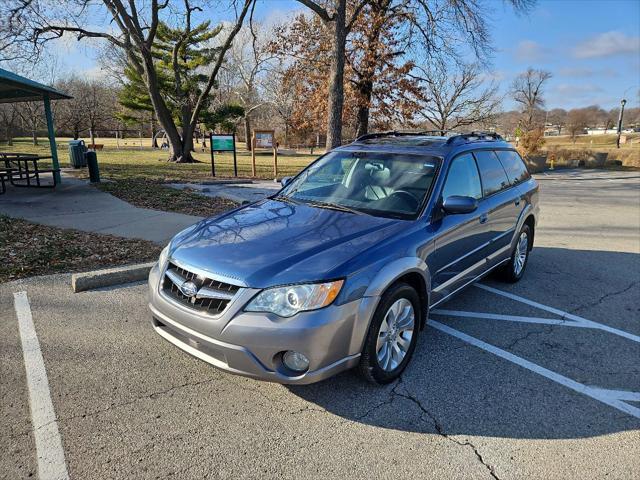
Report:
306,200,364,215
270,194,300,205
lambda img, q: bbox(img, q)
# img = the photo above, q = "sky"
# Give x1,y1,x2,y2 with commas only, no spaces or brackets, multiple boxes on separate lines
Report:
43,0,640,112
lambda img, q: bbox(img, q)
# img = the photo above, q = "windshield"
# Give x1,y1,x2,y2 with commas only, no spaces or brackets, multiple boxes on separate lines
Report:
278,150,440,219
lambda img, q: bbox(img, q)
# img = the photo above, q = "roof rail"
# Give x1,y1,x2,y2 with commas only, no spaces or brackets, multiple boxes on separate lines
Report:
354,130,451,142
445,131,504,145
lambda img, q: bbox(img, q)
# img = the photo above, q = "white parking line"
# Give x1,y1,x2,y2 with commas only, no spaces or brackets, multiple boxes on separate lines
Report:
13,291,69,480
429,320,640,419
475,283,640,343
432,309,575,327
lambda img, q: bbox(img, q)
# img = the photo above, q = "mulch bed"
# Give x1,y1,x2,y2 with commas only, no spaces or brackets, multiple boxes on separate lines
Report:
96,179,238,217
0,215,162,283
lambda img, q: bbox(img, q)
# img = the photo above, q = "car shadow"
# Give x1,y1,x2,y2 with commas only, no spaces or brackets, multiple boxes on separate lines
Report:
287,247,640,439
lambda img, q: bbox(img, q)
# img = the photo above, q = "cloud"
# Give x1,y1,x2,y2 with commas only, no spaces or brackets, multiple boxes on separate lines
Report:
573,31,640,58
513,40,550,62
553,83,604,95
559,67,618,78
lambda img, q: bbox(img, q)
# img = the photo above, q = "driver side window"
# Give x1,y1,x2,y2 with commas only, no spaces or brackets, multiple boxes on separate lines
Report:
442,153,482,200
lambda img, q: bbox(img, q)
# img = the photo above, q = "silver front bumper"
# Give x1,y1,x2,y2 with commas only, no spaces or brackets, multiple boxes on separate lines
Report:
148,262,378,384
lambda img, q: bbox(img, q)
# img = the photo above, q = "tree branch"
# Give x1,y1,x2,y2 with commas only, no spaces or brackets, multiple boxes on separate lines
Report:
190,0,253,127
295,0,334,22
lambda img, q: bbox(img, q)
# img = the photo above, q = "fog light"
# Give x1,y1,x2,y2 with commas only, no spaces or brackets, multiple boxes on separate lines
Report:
282,351,310,372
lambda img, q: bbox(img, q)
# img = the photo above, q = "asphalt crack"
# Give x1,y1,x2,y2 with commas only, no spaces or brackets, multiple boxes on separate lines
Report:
392,377,501,480
505,323,558,350
54,376,223,425
569,281,639,315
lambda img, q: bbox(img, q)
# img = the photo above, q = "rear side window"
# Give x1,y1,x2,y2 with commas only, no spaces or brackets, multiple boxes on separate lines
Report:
473,150,510,196
495,150,530,185
442,153,482,200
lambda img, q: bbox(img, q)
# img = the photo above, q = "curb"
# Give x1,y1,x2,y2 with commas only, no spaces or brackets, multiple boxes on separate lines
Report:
72,262,156,293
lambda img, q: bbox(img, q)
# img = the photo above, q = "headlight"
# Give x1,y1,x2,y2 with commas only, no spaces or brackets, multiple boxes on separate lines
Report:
158,244,170,267
245,280,344,317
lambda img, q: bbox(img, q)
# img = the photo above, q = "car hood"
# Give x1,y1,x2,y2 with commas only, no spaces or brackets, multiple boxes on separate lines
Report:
169,199,405,288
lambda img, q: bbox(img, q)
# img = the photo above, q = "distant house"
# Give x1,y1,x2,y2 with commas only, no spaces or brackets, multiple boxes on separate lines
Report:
544,124,562,136
586,128,615,135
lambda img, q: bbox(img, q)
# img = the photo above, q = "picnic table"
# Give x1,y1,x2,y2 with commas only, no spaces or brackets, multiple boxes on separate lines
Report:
0,166,16,194
0,152,60,191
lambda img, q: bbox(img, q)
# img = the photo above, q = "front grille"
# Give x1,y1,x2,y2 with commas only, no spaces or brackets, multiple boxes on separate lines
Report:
162,262,240,314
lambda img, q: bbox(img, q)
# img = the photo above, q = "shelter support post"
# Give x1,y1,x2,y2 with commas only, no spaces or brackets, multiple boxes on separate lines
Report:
43,94,61,184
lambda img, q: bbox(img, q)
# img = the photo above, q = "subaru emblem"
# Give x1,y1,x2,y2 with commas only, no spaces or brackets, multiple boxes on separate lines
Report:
179,280,199,298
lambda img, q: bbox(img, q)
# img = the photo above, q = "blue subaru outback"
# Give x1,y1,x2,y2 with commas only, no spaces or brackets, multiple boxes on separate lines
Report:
149,132,539,385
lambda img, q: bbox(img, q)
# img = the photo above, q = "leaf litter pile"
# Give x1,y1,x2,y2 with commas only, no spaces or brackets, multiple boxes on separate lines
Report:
0,215,162,283
96,179,238,217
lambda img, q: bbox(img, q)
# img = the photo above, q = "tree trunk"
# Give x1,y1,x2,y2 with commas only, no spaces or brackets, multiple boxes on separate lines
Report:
73,127,79,140
325,0,347,150
355,105,370,139
151,117,159,148
140,56,186,162
180,123,195,162
244,115,252,151
355,79,373,139
32,129,38,145
90,128,95,146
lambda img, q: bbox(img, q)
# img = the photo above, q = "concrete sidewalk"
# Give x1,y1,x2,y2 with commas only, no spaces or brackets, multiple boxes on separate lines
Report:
168,179,280,203
0,175,201,245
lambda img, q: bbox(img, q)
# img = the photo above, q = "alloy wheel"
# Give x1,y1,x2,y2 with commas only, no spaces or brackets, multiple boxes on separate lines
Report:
376,298,415,372
513,231,529,276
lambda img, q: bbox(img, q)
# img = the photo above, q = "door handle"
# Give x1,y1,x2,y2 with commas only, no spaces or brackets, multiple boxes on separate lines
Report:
515,198,521,206
479,213,488,224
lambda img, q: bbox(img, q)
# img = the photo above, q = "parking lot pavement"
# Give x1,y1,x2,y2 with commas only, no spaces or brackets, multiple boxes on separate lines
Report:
1,169,639,479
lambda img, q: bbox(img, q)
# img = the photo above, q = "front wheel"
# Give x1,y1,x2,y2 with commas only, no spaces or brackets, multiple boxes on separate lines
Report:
358,283,420,384
497,224,532,283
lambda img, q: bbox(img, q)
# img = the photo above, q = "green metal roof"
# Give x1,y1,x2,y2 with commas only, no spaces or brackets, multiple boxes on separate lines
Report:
0,67,72,103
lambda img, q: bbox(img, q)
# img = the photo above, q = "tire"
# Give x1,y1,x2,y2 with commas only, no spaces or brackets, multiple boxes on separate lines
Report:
497,224,532,283
358,282,421,385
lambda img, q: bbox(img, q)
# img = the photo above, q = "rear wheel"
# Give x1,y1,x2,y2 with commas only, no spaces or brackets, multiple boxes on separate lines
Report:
358,283,420,384
497,224,531,283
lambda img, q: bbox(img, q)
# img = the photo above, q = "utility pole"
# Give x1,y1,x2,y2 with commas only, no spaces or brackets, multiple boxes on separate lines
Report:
616,98,626,149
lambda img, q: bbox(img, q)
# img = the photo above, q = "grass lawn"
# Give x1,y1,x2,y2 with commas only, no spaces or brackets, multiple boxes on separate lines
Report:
1,137,321,182
542,133,639,167
0,215,162,283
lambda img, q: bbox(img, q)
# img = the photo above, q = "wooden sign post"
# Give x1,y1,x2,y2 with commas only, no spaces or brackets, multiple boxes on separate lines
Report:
251,130,277,178
250,131,257,177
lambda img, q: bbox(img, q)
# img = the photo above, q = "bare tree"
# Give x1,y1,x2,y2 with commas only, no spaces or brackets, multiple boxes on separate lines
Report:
415,62,500,134
1,0,254,162
566,108,590,143
0,103,19,145
262,65,297,147
546,108,567,135
16,102,44,145
511,68,552,130
224,24,275,150
55,78,89,139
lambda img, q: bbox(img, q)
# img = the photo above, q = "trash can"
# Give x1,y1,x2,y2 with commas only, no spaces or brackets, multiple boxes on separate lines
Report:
68,140,88,168
85,151,100,183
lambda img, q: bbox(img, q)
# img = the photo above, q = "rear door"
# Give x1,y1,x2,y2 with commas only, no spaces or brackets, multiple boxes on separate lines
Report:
473,150,523,264
431,152,488,302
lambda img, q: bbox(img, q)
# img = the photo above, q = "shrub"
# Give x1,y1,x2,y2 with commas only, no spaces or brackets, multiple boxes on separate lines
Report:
516,128,545,158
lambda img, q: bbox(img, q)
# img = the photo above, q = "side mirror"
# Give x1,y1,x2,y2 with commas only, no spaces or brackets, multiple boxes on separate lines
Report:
442,195,478,214
280,176,293,187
